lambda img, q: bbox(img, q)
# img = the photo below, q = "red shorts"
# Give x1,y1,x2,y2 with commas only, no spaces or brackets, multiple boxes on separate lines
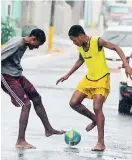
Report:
1,74,40,107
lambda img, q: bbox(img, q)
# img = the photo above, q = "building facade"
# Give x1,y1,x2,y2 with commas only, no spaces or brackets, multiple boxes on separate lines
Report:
1,0,22,36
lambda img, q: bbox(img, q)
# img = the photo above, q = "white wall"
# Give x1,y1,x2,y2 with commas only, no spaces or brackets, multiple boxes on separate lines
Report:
32,1,51,34
54,3,72,36
22,1,72,36
92,0,102,25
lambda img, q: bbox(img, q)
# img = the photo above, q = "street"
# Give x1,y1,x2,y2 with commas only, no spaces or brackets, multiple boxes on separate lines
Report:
1,48,132,160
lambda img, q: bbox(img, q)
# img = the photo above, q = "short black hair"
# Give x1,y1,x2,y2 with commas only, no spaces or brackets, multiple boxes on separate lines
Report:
29,28,46,45
68,25,85,37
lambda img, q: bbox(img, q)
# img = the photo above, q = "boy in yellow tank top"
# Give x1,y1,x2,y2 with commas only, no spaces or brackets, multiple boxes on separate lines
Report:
56,25,132,151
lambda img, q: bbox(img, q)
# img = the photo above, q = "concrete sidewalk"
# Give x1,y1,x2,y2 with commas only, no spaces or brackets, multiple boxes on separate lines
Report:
23,35,73,59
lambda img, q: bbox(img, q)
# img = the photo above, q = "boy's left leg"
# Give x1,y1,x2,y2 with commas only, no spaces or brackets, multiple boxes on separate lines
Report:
20,76,65,136
92,94,106,151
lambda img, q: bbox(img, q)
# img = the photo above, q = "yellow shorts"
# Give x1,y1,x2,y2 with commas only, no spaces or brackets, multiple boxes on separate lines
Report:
76,74,110,101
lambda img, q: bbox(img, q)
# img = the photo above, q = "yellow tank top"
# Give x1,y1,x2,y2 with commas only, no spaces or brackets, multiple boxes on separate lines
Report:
77,37,109,81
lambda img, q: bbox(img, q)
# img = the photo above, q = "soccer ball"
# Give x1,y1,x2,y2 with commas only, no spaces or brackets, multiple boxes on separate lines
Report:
64,130,81,146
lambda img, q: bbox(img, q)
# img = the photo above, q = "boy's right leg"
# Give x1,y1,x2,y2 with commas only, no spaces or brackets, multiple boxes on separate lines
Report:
16,102,36,149
69,90,96,131
1,74,35,149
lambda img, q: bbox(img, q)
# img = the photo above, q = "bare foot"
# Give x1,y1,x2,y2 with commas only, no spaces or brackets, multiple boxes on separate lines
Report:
45,129,66,137
16,141,36,149
91,143,105,151
86,122,96,132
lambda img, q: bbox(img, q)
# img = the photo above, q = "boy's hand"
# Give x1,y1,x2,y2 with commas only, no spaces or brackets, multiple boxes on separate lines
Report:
125,66,132,76
56,74,69,85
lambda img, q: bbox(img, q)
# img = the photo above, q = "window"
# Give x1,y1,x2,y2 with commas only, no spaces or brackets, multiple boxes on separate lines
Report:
6,1,13,17
102,31,132,47
7,5,11,16
116,0,126,4
119,19,132,26
109,6,130,14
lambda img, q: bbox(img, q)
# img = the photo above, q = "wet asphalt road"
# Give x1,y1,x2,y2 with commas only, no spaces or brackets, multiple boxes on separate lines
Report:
1,50,132,160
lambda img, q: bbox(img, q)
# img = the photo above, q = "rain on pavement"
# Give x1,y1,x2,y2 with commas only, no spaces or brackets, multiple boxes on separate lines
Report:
1,50,132,160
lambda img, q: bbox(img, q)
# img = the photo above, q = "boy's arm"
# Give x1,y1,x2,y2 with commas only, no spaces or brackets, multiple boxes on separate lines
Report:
98,38,132,75
56,54,84,85
66,54,84,76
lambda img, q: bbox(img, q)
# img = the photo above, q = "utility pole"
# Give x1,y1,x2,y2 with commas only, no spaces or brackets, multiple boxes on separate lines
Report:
48,0,55,51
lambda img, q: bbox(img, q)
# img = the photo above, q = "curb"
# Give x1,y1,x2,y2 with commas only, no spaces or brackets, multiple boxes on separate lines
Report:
23,46,75,60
